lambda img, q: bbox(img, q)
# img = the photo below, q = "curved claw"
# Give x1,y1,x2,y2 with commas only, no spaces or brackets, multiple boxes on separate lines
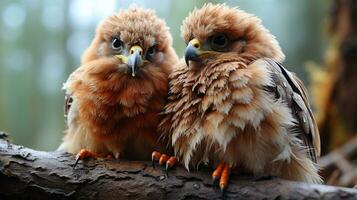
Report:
151,151,162,169
212,163,224,182
165,163,169,177
73,157,80,169
211,163,231,192
159,154,169,166
72,149,97,169
219,164,230,192
165,156,177,177
152,151,177,177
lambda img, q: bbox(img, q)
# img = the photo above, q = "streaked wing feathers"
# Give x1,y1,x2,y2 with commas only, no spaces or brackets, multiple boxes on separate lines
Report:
262,58,320,162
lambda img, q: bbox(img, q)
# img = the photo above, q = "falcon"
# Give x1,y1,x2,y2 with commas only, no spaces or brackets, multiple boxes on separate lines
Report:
58,7,178,167
160,3,321,190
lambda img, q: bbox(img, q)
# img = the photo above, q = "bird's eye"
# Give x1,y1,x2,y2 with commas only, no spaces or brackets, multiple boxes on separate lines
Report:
211,34,229,51
112,37,124,51
146,45,156,61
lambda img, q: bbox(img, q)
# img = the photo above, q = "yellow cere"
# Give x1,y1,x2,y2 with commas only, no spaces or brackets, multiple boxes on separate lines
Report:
115,55,129,64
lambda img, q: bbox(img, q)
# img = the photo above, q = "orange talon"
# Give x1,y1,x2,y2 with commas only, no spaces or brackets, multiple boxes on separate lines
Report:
212,163,225,181
166,157,177,169
219,164,230,191
165,156,177,176
151,151,177,177
212,162,231,192
159,154,169,166
73,149,98,169
152,151,162,168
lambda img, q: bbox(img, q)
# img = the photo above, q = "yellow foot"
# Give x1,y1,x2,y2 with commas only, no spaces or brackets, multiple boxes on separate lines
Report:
212,162,231,192
152,151,177,176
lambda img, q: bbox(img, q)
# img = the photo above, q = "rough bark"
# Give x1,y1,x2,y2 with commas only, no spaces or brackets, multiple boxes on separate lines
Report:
0,133,356,200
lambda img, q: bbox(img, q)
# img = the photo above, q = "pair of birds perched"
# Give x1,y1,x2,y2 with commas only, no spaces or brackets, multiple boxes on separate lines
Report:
58,3,322,190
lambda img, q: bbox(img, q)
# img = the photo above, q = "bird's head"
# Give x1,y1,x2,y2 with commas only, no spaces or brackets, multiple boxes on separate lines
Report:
181,3,285,68
81,7,177,78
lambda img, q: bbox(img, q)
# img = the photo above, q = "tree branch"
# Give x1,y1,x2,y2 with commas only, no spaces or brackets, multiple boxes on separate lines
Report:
0,132,356,200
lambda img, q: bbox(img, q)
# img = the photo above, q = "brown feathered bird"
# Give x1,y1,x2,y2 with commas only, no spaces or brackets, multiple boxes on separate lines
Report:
58,7,178,166
160,3,321,190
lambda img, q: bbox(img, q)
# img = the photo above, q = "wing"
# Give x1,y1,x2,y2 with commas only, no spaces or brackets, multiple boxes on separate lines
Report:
64,94,73,118
58,67,83,152
262,58,320,162
62,67,84,119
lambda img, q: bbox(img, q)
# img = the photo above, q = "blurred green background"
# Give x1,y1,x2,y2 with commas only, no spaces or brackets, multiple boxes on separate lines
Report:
0,0,329,151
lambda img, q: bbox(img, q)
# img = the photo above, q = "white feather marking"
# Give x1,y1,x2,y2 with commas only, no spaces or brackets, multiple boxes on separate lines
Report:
272,145,292,162
231,119,246,130
248,60,274,86
232,88,253,104
215,125,236,152
216,100,233,114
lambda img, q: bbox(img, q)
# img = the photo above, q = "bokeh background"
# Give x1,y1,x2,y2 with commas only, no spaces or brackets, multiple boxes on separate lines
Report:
3,0,357,187
0,0,329,151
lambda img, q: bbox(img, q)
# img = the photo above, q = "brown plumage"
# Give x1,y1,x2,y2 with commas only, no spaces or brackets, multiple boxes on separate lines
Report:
58,7,178,161
160,3,321,188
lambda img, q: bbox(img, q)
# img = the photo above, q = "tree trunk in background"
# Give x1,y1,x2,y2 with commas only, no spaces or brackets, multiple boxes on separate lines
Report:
308,0,357,187
0,133,356,200
309,0,357,153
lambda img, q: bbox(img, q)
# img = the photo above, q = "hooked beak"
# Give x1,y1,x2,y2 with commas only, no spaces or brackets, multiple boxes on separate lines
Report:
185,39,202,66
127,45,143,77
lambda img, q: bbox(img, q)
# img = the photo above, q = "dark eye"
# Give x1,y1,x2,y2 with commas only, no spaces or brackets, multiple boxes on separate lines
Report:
211,34,229,51
112,37,123,51
146,45,156,61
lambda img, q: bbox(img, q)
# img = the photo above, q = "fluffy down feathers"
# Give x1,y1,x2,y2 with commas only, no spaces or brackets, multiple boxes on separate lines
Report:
59,7,178,160
160,3,321,183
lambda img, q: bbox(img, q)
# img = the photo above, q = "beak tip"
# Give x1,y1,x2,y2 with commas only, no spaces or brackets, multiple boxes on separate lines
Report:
185,59,189,67
131,65,136,77
184,42,200,67
128,49,142,77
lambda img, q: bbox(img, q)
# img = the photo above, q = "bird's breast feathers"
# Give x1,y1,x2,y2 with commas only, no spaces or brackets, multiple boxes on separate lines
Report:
166,59,300,169
65,65,168,137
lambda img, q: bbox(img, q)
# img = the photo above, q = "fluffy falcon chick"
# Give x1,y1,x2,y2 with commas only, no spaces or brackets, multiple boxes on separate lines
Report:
58,7,178,165
160,3,321,190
